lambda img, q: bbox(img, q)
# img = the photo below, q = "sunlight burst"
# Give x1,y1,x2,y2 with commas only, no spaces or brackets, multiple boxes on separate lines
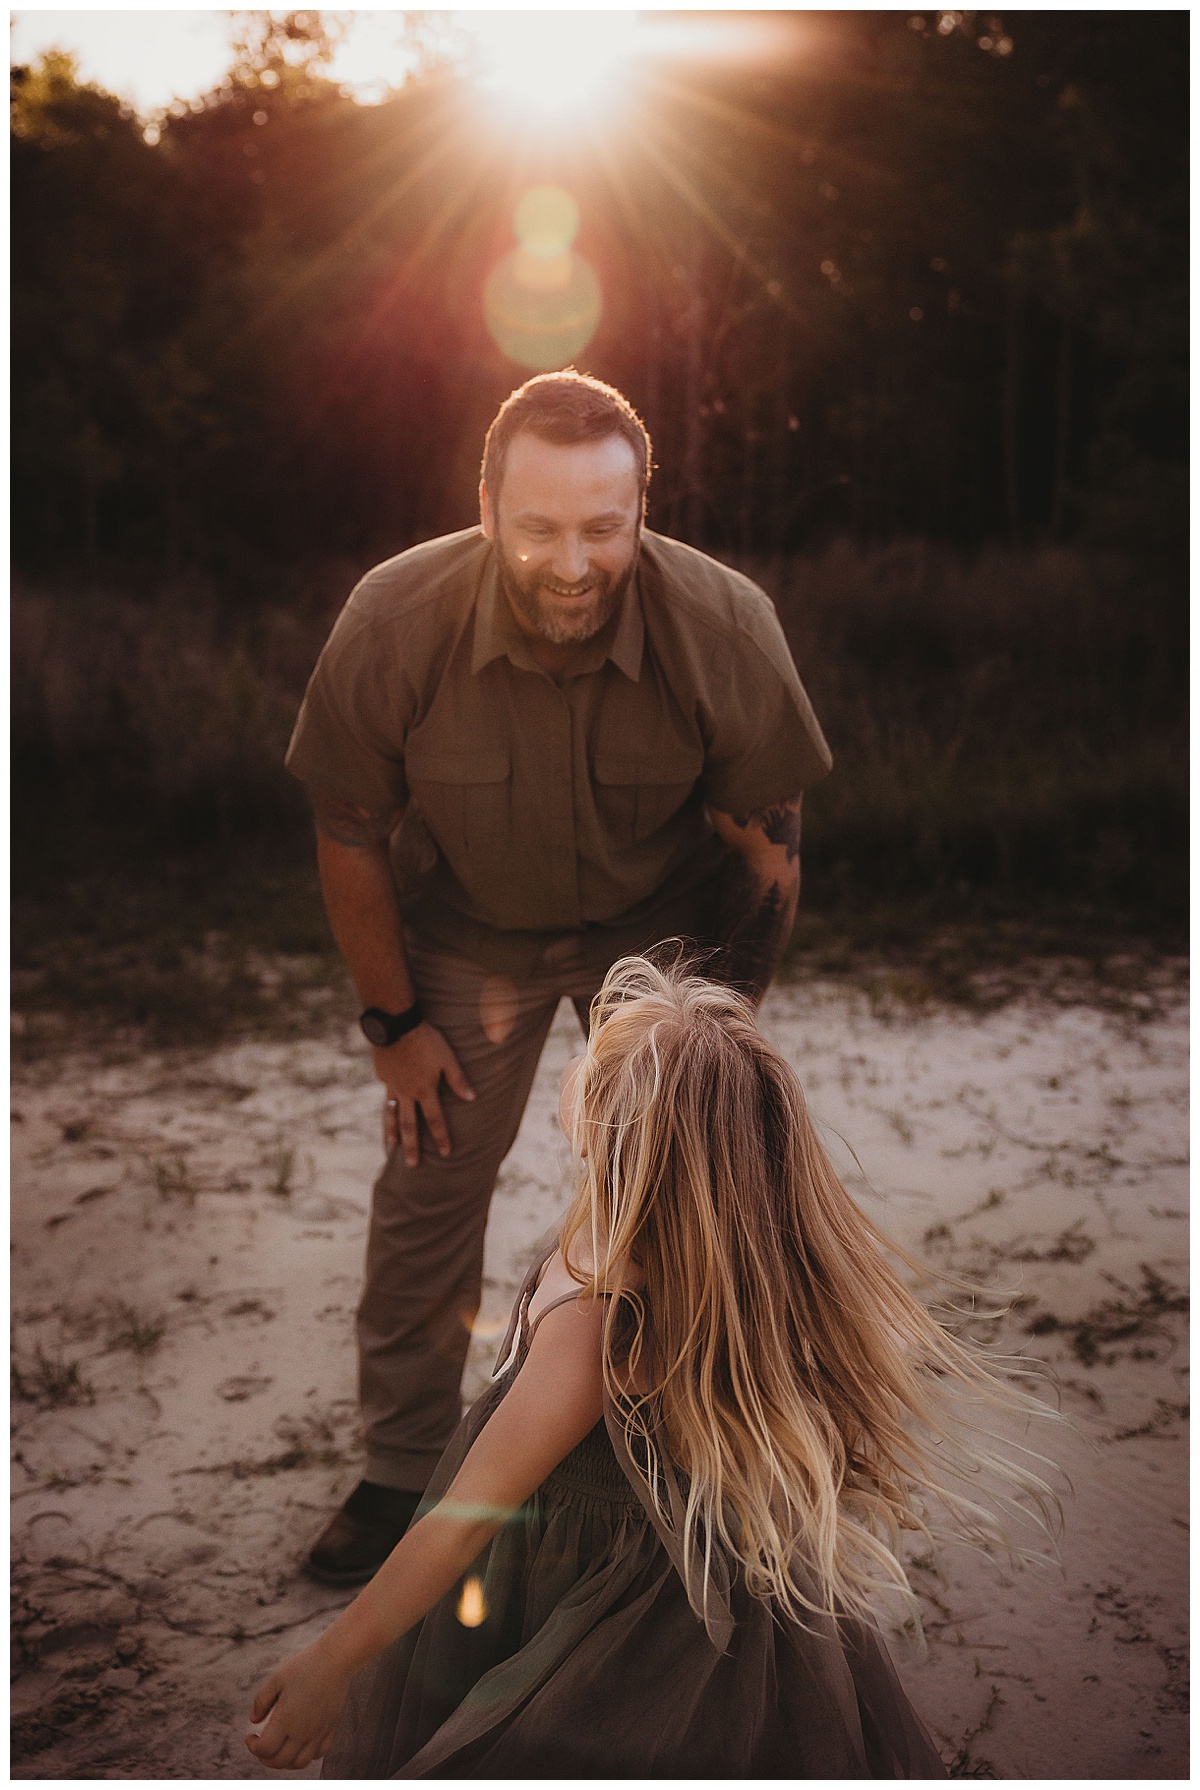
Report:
468,12,641,121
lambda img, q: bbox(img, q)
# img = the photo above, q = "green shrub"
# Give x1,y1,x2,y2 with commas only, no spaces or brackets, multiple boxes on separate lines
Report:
755,540,1185,932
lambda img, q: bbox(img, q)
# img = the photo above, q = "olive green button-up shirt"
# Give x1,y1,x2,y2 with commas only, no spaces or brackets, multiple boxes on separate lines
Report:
285,527,831,976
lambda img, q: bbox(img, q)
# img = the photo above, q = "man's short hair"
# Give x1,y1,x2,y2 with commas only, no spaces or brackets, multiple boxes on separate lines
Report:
481,370,653,511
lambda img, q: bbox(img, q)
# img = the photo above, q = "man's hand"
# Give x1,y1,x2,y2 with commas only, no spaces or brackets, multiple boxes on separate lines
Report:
245,1639,352,1770
376,1022,475,1167
313,829,476,1167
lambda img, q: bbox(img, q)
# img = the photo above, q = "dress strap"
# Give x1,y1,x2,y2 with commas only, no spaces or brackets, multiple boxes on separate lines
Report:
527,1288,594,1339
491,1229,561,1379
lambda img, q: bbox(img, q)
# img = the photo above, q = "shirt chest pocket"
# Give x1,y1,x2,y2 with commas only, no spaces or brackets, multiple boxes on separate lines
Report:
403,747,511,876
592,751,703,846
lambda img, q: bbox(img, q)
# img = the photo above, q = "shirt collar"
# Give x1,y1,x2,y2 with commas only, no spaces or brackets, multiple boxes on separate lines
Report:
471,545,644,683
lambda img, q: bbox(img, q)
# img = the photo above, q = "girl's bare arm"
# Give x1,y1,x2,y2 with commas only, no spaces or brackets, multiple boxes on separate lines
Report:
245,1293,606,1771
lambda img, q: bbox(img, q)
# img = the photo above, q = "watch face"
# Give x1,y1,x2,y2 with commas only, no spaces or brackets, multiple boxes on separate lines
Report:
361,1012,391,1047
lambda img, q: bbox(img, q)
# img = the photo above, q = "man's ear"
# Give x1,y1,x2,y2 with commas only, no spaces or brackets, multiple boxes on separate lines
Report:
479,480,495,540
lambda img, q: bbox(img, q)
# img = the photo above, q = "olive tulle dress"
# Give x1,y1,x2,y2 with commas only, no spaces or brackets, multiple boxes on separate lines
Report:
322,1245,947,1779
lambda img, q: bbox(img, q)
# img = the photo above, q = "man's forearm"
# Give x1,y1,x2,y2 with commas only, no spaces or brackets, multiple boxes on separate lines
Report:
316,830,414,1012
705,795,804,1004
710,852,799,1004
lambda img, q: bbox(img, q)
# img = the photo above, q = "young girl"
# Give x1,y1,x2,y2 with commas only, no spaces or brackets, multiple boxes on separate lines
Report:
246,956,1051,1777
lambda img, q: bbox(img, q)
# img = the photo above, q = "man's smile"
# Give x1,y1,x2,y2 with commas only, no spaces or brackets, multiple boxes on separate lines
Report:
542,579,596,599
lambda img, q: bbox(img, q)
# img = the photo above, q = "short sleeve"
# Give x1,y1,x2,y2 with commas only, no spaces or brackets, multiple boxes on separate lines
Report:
699,609,832,817
285,605,416,829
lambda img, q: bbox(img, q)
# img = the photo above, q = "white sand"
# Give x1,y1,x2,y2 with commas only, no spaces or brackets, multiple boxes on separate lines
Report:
11,979,1188,1778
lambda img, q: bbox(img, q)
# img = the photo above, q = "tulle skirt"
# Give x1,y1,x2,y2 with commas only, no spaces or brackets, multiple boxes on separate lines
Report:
322,1372,946,1779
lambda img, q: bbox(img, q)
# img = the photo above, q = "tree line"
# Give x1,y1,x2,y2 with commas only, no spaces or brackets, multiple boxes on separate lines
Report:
11,10,1187,585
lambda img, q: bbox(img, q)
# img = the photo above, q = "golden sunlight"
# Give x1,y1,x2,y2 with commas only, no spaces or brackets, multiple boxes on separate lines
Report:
467,11,641,122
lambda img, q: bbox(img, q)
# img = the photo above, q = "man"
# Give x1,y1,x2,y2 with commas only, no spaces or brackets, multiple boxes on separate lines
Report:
286,371,832,1584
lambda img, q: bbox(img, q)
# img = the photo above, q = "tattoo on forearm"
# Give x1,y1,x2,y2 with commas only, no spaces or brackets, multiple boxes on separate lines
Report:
729,800,803,862
705,795,803,1000
709,854,792,1003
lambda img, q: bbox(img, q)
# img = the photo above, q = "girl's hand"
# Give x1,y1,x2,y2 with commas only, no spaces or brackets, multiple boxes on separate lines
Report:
244,1641,351,1771
241,1297,607,1773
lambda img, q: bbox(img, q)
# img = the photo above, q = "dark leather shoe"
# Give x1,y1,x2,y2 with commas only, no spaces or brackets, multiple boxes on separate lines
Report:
305,1480,423,1586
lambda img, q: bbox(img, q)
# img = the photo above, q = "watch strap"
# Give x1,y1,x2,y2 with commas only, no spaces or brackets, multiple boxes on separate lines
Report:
359,1002,424,1046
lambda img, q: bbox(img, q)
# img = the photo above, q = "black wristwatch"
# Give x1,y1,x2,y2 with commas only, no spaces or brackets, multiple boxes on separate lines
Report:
359,1002,424,1047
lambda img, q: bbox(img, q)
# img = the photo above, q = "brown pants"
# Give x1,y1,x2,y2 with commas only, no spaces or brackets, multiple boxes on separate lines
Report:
359,932,607,1492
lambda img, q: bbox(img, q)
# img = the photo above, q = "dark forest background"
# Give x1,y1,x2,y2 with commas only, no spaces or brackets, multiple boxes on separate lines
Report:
11,10,1188,1037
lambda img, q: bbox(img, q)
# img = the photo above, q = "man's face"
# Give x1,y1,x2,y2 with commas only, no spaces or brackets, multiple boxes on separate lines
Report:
480,430,643,647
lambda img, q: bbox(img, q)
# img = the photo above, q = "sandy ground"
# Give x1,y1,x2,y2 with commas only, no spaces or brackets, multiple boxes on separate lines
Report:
11,975,1188,1780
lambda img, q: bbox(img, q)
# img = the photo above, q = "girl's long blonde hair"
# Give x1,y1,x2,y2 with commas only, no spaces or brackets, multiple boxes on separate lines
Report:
559,955,1056,1636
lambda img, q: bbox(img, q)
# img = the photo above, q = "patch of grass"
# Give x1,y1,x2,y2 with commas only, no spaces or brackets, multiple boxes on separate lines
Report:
1026,1265,1188,1366
12,1343,96,1408
943,1683,1005,1777
1111,1399,1189,1442
12,831,1184,1047
176,1409,354,1479
109,1301,165,1357
11,807,349,1051
176,1442,346,1480
783,906,1187,1015
763,540,1186,932
1009,1221,1096,1266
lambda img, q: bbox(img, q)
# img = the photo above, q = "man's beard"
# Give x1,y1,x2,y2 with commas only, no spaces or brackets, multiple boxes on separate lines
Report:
495,537,639,647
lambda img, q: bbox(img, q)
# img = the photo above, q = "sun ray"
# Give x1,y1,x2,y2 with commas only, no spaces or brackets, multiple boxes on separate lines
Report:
585,134,689,282
631,129,805,323
295,158,499,390
644,70,906,195
230,110,468,341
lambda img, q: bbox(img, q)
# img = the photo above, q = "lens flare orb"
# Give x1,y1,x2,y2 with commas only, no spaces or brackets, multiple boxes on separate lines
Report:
485,185,601,371
514,185,580,260
456,1575,488,1628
